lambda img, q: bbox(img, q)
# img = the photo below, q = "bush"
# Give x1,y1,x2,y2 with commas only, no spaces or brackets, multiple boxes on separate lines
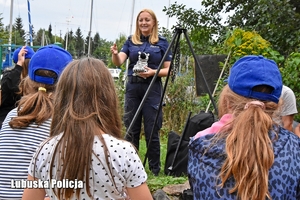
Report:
280,52,300,121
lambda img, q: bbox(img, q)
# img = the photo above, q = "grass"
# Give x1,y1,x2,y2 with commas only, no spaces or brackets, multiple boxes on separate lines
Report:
137,136,188,193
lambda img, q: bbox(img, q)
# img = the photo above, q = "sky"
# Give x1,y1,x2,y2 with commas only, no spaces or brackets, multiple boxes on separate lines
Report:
0,0,201,42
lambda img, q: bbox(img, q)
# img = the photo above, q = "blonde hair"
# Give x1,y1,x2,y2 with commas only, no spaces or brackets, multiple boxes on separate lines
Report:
214,85,279,200
131,8,159,45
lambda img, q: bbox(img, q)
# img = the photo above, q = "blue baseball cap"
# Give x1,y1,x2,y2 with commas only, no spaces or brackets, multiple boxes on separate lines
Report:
28,45,72,85
13,46,35,63
228,55,282,103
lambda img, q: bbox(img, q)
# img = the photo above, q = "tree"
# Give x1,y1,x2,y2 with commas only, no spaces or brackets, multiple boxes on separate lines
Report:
84,36,89,55
221,0,300,56
158,27,172,42
36,29,43,46
31,25,35,43
164,0,300,56
86,35,93,56
13,16,26,45
74,27,84,58
0,13,3,29
93,38,112,65
0,13,9,44
64,29,74,54
35,29,51,45
48,24,53,43
163,4,219,56
92,32,101,53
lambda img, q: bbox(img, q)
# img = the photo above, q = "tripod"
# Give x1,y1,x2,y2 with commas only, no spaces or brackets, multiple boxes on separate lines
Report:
124,27,218,167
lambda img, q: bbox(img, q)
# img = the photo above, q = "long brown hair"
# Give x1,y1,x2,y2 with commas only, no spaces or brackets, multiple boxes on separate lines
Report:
21,58,30,80
49,57,122,199
9,70,57,128
132,8,159,45
214,85,279,200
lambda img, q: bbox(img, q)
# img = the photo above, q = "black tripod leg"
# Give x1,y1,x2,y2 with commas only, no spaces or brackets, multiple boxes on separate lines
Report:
124,28,182,140
143,28,183,167
182,30,218,115
125,27,218,171
167,111,192,175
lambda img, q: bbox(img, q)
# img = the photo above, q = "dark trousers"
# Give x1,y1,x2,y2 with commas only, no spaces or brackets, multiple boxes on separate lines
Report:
124,79,162,174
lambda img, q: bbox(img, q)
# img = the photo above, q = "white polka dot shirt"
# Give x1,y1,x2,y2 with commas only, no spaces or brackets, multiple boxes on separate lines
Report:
28,133,148,200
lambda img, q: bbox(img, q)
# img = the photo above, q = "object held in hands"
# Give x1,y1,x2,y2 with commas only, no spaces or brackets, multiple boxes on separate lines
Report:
133,51,149,76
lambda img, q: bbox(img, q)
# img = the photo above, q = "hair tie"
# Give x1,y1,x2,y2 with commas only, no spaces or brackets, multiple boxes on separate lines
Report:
244,101,265,110
38,87,47,92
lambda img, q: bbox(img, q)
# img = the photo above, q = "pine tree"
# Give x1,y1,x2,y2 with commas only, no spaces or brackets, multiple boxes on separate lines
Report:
13,16,25,44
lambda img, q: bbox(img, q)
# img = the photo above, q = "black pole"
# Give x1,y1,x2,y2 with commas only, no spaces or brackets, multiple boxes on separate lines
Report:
143,28,183,166
182,30,218,115
124,27,182,140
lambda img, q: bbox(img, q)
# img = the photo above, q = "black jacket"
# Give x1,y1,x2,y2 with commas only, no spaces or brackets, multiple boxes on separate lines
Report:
0,65,23,127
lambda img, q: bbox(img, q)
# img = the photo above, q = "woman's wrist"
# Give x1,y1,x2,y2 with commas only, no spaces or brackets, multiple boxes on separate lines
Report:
153,70,157,76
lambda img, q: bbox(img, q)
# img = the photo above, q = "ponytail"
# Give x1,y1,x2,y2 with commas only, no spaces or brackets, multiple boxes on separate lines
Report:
215,85,279,200
9,77,55,128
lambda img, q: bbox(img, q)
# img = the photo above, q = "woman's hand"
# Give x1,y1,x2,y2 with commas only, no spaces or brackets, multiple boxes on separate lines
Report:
110,43,118,55
138,66,157,78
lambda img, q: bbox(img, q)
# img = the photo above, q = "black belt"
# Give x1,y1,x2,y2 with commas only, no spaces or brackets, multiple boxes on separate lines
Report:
128,76,161,83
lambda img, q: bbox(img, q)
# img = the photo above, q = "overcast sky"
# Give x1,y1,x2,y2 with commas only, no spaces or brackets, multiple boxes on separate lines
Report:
0,0,200,42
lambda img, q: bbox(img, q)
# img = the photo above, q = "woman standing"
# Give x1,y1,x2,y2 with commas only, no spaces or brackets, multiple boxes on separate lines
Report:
110,8,172,176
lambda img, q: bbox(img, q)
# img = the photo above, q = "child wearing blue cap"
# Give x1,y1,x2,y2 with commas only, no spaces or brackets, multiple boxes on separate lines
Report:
0,46,35,128
0,45,72,199
188,55,300,199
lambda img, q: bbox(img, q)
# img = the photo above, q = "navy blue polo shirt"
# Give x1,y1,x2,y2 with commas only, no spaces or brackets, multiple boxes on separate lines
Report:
120,35,172,76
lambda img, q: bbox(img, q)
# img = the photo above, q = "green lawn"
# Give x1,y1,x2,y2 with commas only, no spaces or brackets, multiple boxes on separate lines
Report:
138,137,188,192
